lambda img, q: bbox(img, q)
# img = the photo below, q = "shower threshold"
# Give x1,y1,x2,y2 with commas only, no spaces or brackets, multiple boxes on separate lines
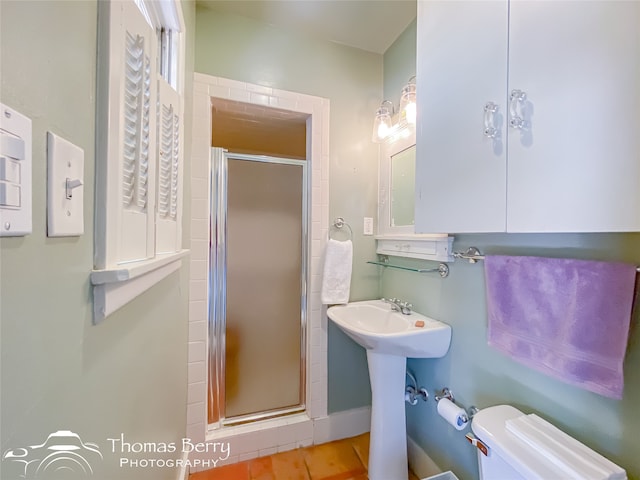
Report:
204,411,315,458
220,405,306,428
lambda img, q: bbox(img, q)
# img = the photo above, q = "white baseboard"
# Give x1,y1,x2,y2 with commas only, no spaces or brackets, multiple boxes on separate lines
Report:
176,449,189,480
312,406,371,445
408,435,442,479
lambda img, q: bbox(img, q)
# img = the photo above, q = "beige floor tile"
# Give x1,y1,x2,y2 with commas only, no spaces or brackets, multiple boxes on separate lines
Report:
190,460,250,480
302,439,366,480
269,449,310,480
249,455,276,480
188,433,433,480
347,433,369,470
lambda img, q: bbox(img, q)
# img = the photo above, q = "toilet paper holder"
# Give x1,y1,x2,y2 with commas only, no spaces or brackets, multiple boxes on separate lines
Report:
435,387,479,425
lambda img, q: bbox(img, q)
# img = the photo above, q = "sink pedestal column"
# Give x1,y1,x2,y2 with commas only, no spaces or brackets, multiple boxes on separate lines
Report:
367,351,408,480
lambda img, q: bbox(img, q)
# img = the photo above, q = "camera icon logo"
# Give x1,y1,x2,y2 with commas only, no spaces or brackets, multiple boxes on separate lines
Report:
2,430,103,478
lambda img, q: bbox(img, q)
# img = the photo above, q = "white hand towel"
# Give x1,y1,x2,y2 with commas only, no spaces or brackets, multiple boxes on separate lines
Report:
321,239,353,305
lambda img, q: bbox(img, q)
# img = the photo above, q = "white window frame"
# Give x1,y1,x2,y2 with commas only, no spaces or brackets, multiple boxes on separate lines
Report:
92,0,188,324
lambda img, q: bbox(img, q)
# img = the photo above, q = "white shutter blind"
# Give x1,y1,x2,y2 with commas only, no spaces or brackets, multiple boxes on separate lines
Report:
118,1,157,263
122,31,151,211
158,97,178,219
156,77,182,253
93,0,187,322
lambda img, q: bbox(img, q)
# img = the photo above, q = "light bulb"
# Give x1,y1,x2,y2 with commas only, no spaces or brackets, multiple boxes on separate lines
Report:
399,79,417,127
404,101,416,125
377,122,390,139
372,102,393,143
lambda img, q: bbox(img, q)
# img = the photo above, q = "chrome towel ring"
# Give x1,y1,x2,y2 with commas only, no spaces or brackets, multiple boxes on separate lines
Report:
329,217,353,240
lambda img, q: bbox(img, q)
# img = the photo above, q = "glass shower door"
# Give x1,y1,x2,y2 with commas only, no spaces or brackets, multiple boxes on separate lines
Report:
209,148,307,426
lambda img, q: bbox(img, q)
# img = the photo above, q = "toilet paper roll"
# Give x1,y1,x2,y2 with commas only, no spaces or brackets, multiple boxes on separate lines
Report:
437,398,467,431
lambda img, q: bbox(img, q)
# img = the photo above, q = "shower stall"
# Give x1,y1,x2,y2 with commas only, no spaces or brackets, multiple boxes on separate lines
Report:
208,147,308,427
189,75,330,457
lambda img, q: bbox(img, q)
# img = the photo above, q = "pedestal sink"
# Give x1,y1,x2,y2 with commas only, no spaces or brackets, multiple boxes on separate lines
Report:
327,300,452,480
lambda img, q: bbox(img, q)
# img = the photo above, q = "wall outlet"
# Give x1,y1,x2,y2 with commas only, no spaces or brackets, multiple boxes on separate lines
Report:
363,217,374,236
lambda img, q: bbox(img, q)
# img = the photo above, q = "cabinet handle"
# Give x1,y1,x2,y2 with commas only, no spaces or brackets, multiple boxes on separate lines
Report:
509,89,527,129
483,102,498,138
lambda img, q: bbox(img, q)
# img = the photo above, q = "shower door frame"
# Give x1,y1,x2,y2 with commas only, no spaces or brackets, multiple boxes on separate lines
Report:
209,148,309,429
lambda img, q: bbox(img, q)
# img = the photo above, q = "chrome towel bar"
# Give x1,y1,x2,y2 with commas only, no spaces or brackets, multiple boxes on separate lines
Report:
453,246,640,272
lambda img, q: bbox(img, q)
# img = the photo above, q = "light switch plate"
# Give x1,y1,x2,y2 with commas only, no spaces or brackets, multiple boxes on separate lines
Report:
0,103,32,236
47,132,84,236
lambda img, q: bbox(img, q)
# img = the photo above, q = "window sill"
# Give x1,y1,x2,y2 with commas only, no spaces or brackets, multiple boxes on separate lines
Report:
91,249,190,323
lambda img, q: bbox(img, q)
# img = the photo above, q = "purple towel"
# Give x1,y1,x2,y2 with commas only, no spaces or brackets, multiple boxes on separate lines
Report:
485,255,636,399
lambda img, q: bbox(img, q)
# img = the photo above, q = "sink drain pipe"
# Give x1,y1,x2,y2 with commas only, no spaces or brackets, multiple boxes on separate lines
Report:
405,370,429,405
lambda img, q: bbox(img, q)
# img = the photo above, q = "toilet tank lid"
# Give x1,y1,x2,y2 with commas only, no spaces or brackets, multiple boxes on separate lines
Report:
471,405,627,480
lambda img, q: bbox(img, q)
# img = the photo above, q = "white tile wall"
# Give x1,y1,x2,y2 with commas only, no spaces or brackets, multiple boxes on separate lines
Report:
187,73,337,472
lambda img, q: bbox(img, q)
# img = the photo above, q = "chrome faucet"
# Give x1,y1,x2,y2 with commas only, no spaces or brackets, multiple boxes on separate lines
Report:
381,297,413,315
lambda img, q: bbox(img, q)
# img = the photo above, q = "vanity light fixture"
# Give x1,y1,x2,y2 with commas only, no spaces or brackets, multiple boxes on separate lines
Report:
399,76,417,127
372,76,417,144
372,100,393,143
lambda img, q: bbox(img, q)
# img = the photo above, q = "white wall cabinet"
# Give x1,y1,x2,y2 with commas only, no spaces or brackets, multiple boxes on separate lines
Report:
415,0,640,233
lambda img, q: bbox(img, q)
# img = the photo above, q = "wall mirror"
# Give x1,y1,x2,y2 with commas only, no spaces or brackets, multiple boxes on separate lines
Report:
377,129,453,261
378,130,416,236
390,144,416,228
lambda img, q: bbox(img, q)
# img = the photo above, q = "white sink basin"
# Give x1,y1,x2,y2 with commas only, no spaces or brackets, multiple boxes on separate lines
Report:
327,299,452,358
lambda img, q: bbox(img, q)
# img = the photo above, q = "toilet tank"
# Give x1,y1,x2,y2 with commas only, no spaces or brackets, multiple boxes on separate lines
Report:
470,405,627,480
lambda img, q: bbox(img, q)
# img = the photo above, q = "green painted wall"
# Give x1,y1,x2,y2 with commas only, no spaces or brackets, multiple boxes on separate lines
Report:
0,2,195,479
384,234,640,479
383,18,417,109
195,6,381,413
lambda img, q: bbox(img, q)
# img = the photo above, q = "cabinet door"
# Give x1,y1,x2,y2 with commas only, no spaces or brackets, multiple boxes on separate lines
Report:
415,0,509,233
507,1,640,232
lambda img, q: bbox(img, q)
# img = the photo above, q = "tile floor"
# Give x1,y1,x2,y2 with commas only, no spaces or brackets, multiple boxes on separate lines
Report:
189,433,420,480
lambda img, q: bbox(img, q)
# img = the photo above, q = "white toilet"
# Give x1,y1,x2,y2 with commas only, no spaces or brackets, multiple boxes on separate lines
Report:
470,405,627,480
